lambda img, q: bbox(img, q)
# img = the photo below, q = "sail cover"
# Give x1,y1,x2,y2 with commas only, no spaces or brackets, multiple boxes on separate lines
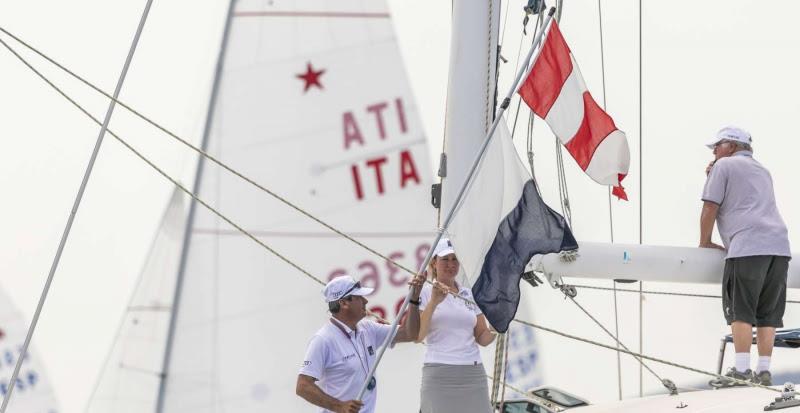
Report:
157,0,434,411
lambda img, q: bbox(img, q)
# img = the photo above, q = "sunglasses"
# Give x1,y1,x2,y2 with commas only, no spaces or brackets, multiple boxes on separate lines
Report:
340,281,361,300
367,376,377,391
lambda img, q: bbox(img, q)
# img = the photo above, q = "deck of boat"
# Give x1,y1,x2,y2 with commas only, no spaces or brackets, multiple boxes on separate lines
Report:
573,386,798,412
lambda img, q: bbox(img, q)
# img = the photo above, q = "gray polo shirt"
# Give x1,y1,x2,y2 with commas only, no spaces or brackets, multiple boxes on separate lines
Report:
701,151,790,259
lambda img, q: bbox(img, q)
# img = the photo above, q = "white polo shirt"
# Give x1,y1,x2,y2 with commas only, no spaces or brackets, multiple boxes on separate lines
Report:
299,318,391,413
419,283,483,365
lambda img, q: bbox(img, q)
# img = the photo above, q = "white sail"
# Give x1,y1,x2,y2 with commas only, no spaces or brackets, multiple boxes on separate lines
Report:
0,285,60,413
86,188,186,412
157,0,435,411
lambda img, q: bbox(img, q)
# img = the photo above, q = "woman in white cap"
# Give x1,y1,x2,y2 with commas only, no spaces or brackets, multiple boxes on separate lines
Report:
416,238,496,413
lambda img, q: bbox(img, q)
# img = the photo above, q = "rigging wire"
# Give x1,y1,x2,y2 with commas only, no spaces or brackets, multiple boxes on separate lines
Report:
638,0,645,397
0,35,328,287
1,35,777,394
511,317,779,393
0,26,423,279
509,11,540,140
498,0,511,46
594,0,622,400
0,31,396,333
612,279,623,399
0,24,567,402
0,1,154,411
566,295,675,394
2,15,781,402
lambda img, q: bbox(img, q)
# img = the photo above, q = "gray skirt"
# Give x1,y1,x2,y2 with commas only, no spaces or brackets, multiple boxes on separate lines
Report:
420,363,491,413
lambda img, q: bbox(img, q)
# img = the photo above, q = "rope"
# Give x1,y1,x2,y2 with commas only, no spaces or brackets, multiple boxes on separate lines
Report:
0,1,156,411
427,283,779,395
3,20,780,401
0,29,435,332
0,26,423,280
0,35,327,288
499,327,511,406
511,318,781,393
571,283,800,304
554,139,572,227
526,114,540,192
490,332,506,404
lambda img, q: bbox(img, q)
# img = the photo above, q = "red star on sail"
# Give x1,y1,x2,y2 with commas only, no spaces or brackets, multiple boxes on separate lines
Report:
296,62,325,93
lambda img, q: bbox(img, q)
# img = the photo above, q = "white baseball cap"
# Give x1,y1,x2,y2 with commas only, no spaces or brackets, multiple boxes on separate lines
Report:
322,275,374,302
433,238,456,257
706,126,752,149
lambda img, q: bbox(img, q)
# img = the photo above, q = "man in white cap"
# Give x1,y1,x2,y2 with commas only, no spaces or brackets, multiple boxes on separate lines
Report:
296,273,425,412
700,126,791,387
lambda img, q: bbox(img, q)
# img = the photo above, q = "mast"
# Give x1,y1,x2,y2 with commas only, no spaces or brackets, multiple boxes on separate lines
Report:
439,0,501,214
155,1,237,411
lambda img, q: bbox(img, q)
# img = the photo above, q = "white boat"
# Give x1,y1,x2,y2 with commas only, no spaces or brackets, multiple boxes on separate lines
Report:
3,0,800,412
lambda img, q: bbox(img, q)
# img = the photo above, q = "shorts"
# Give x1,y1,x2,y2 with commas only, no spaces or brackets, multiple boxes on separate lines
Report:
722,255,789,327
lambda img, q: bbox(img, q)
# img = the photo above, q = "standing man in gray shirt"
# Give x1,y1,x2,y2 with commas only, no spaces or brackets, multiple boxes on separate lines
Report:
700,126,791,387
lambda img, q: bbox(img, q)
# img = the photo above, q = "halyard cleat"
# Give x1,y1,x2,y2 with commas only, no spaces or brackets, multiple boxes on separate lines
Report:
709,368,753,389
753,370,772,386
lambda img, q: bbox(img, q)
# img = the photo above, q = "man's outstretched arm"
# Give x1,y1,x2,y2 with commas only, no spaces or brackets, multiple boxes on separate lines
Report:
699,201,724,250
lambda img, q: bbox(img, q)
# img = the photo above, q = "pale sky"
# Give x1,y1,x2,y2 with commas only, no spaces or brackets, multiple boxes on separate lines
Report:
2,0,800,411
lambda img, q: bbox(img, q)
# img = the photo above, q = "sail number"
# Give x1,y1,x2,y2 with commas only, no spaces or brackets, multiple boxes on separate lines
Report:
328,242,430,319
0,345,41,396
343,98,423,201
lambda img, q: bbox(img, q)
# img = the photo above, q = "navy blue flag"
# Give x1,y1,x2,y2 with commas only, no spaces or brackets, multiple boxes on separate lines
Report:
471,179,577,333
445,115,577,334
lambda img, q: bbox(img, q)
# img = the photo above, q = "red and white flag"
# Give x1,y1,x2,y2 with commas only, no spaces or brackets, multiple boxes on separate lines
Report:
518,21,630,200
